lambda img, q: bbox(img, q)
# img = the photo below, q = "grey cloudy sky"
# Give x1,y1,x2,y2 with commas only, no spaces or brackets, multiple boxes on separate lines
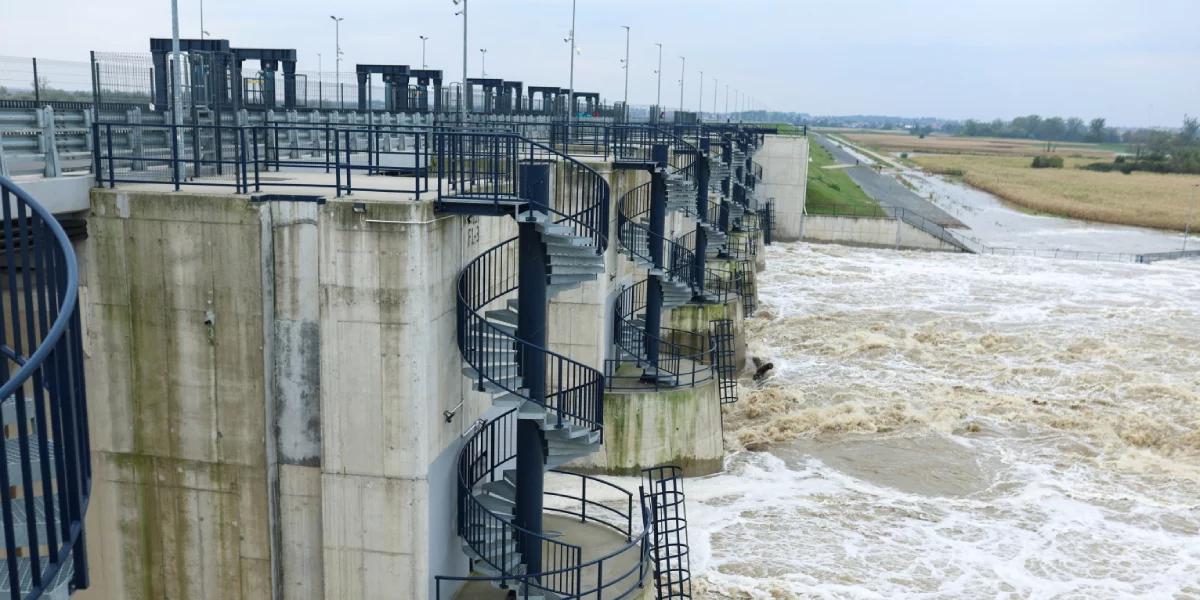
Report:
2,0,1197,126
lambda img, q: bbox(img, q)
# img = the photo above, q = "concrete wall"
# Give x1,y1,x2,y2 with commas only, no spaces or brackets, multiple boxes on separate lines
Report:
755,135,809,242
574,380,723,476
798,214,963,251
81,189,502,600
81,191,273,600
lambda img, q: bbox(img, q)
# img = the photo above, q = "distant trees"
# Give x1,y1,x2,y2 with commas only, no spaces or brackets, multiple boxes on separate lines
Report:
957,114,1120,143
1084,116,1200,175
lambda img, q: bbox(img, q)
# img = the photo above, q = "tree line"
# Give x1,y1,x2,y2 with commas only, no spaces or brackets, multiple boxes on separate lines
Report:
945,115,1119,143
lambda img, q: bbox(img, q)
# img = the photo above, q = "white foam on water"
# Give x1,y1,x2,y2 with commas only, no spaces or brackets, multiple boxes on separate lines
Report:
691,242,1200,599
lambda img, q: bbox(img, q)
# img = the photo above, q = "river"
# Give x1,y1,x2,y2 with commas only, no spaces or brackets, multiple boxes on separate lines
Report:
688,242,1200,598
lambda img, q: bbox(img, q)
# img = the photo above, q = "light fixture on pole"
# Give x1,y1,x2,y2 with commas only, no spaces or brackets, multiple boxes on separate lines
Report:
698,70,703,115
566,0,577,126
713,77,718,121
452,0,467,122
621,25,630,120
479,48,487,77
678,56,685,113
317,52,323,107
169,0,183,180
654,42,663,113
419,35,429,69
330,15,344,108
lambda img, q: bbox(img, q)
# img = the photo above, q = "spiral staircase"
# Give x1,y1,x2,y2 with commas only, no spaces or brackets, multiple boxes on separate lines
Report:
437,131,633,598
0,177,91,600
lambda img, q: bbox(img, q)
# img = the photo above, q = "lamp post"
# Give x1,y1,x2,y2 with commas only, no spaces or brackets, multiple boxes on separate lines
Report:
713,77,718,121
480,48,487,77
452,0,467,122
698,69,703,116
654,42,662,114
567,0,577,127
419,35,429,69
678,55,685,113
330,16,343,108
317,52,323,107
621,26,630,121
169,0,182,181
724,84,729,119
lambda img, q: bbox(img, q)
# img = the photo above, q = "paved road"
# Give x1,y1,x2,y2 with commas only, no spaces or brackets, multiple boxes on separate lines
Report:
815,134,965,229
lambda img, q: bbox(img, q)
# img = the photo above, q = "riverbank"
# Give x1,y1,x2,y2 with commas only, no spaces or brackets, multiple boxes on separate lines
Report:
840,131,1200,232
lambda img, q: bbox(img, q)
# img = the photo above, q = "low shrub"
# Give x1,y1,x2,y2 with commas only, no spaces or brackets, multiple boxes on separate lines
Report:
1031,155,1064,169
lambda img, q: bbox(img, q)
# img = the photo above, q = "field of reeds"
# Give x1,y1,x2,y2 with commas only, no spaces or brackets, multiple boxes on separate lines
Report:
909,153,1199,231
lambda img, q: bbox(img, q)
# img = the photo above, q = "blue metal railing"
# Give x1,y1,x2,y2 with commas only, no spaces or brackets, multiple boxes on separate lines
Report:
605,281,714,391
0,177,90,600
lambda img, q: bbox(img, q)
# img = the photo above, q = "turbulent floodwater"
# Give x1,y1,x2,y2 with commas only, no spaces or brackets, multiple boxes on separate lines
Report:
688,242,1200,599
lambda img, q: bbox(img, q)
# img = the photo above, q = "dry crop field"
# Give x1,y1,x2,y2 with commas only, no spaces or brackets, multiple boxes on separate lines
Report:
908,154,1199,231
841,131,1117,159
838,131,1198,231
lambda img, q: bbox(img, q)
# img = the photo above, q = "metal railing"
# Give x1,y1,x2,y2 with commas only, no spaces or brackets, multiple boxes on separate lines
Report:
642,466,692,599
605,281,714,391
93,120,437,197
448,128,616,591
445,408,653,599
0,177,90,599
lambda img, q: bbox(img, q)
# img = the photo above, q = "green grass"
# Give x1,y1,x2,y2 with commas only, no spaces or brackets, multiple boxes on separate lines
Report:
805,137,881,215
761,122,805,136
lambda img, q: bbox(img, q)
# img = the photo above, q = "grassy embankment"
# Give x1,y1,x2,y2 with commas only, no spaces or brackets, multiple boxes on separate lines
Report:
805,137,881,215
843,132,1199,231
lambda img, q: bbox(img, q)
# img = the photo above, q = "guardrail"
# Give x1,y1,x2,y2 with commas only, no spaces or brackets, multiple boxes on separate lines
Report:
606,280,714,391
0,177,91,599
444,408,653,600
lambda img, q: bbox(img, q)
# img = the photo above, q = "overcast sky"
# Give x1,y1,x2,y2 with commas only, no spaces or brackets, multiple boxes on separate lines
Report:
2,0,1197,127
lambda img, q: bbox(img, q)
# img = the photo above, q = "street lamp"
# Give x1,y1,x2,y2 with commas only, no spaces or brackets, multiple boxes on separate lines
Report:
654,42,663,114
566,0,577,126
479,48,487,77
621,26,630,121
419,35,429,69
330,16,344,108
678,56,685,113
452,0,467,122
698,70,703,116
317,52,323,107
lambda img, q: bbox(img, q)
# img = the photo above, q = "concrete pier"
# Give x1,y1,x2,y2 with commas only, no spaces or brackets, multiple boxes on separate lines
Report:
755,135,810,242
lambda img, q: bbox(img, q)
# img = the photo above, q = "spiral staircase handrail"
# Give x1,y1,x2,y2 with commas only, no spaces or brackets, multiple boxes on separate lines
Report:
0,176,90,600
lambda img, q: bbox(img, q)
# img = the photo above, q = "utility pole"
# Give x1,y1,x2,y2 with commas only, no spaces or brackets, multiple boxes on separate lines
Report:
678,56,685,113
621,26,630,121
330,16,344,107
419,35,429,69
199,0,205,39
654,42,662,113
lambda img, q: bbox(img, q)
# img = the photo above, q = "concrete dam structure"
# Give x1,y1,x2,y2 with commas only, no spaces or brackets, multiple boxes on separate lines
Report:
0,32,804,600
